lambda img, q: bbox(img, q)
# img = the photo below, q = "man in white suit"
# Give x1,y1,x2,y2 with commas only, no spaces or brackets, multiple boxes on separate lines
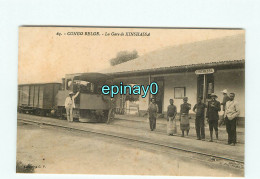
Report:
65,91,80,122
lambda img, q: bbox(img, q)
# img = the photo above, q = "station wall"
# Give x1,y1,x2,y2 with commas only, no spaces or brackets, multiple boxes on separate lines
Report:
163,72,197,115
163,69,245,117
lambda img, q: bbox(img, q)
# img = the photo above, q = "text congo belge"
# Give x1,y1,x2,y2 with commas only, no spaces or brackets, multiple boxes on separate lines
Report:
101,82,158,98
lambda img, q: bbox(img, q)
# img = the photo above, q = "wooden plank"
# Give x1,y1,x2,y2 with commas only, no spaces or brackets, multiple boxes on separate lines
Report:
34,85,39,107
53,84,61,106
20,86,23,105
43,84,53,109
39,85,44,108
21,85,30,105
18,86,22,106
29,85,34,107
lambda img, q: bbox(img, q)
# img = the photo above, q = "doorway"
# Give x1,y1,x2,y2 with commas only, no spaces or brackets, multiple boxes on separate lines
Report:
197,74,214,102
152,77,164,113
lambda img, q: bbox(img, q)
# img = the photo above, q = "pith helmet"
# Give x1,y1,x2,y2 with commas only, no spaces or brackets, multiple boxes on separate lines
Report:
210,93,218,98
221,89,228,94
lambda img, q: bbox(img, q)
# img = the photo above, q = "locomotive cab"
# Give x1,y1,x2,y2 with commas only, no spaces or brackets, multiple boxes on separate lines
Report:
56,73,111,122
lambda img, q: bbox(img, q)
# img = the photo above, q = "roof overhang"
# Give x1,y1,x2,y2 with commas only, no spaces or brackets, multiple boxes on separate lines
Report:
105,60,245,78
18,82,61,86
73,72,112,83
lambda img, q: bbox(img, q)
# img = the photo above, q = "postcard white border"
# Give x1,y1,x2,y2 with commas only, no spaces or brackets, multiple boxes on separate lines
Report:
0,0,260,179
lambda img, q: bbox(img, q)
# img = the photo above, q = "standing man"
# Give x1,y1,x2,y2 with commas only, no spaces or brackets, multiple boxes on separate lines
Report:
148,98,158,131
193,96,207,140
180,97,191,137
107,97,116,124
206,93,221,142
167,99,177,135
219,89,230,126
101,95,117,124
65,91,80,122
224,93,240,146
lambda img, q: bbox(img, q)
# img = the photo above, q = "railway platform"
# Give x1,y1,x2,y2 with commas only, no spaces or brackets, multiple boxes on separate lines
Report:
17,113,244,163
115,114,245,144
115,114,244,132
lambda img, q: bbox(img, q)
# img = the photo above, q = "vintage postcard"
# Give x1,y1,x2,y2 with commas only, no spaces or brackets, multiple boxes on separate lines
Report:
17,27,245,176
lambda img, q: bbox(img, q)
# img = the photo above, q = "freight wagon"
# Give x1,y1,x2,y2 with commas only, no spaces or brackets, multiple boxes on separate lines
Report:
18,83,61,116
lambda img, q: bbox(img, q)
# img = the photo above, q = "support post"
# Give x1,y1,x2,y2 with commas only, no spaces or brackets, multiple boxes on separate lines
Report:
203,74,207,104
148,74,151,104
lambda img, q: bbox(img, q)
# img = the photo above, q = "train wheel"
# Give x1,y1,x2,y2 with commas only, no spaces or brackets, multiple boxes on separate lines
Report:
57,107,65,120
45,110,51,117
32,109,37,115
35,109,40,116
104,110,109,123
40,110,46,116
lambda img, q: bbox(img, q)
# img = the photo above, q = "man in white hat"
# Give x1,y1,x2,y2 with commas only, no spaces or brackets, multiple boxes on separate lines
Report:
219,89,230,126
224,92,240,146
221,89,230,111
64,91,80,122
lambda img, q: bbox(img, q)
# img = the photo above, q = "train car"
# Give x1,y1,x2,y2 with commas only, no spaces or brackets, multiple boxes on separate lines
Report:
56,72,112,122
18,83,61,116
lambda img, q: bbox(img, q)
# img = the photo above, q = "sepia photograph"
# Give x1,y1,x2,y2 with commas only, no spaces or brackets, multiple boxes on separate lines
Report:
17,27,245,177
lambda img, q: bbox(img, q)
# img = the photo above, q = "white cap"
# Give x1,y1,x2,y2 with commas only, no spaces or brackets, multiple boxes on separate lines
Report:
221,89,228,94
69,92,74,95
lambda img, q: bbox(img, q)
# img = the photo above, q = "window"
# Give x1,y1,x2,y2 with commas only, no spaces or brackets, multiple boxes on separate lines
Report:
66,79,72,90
174,87,186,99
74,80,95,93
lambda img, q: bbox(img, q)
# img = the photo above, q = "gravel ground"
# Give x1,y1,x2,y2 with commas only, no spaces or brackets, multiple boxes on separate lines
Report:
17,121,243,176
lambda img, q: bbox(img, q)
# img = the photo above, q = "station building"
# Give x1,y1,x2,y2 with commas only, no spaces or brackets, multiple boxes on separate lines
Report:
102,34,245,123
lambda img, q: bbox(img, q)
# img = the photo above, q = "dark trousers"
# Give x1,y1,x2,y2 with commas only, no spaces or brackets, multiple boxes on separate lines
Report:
107,108,115,123
225,117,237,144
195,116,205,139
208,120,218,132
149,116,156,131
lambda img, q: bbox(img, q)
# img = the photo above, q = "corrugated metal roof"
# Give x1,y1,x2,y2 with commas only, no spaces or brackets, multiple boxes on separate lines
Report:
18,82,61,86
101,34,245,75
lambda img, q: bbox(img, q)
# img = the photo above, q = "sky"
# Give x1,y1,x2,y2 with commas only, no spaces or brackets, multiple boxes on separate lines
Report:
18,27,244,84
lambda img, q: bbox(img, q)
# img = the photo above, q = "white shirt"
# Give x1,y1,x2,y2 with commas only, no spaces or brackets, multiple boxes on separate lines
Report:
64,92,79,108
224,100,240,120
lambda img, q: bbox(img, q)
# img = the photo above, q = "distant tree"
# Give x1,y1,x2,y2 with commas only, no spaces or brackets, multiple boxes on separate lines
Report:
110,50,139,66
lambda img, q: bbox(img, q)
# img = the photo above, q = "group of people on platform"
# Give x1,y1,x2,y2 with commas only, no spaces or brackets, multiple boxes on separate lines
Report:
147,89,240,146
65,88,240,146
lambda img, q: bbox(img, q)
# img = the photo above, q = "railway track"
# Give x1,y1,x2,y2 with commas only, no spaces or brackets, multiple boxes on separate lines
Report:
17,117,244,167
